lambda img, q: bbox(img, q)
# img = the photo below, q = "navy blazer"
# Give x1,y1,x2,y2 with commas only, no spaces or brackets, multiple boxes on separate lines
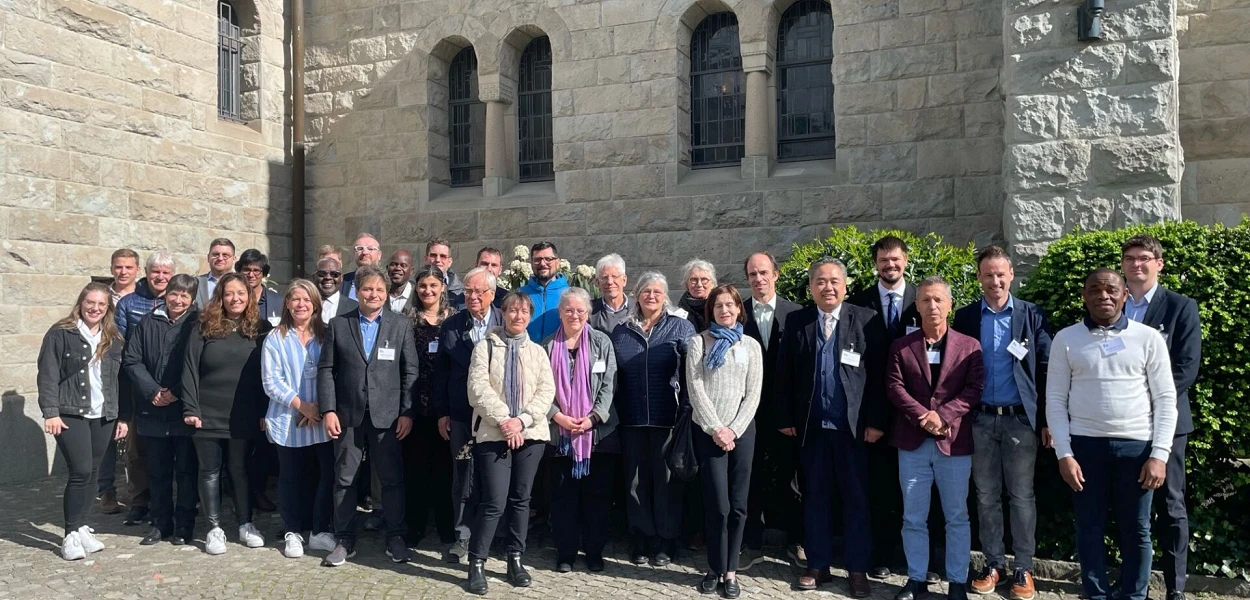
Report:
775,303,889,445
317,309,420,429
1137,286,1202,435
433,308,503,423
743,296,801,431
847,282,922,341
952,296,1053,430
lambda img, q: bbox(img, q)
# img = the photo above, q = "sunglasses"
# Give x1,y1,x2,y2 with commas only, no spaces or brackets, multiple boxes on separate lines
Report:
315,270,342,278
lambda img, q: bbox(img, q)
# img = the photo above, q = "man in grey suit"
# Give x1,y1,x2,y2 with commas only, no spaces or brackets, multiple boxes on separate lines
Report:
318,265,420,567
195,238,236,308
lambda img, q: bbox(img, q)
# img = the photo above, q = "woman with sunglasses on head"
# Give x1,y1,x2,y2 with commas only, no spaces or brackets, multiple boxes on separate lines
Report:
38,282,128,560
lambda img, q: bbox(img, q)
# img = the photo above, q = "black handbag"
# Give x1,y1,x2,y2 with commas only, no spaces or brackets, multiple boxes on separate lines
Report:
664,404,699,482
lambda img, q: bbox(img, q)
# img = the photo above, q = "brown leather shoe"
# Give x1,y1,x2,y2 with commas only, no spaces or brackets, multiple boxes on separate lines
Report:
849,572,872,598
796,568,832,591
970,565,1004,595
98,491,121,515
1008,569,1036,600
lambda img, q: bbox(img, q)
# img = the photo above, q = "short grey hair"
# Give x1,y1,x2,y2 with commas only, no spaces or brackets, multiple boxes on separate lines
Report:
682,258,717,285
629,271,674,322
559,286,593,310
463,266,497,290
917,275,953,300
146,249,175,272
807,257,847,281
595,253,627,278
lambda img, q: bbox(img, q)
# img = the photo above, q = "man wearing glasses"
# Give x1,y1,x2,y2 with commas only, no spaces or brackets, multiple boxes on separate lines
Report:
196,238,236,309
343,233,382,300
518,241,569,342
316,256,358,325
425,238,465,299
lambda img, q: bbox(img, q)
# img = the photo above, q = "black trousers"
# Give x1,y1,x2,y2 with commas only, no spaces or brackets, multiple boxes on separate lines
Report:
276,442,334,535
470,440,544,560
54,416,114,533
549,453,617,560
801,428,873,573
695,425,755,575
621,426,683,540
144,435,198,535
97,436,118,495
744,426,802,549
402,415,455,543
1154,434,1189,593
248,438,277,503
868,440,904,568
193,437,251,528
332,415,405,541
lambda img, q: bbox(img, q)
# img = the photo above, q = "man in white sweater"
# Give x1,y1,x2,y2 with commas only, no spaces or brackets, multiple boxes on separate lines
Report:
1045,268,1176,600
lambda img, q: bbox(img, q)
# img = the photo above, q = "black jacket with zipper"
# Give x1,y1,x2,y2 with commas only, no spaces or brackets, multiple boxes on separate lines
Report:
122,307,200,437
37,325,124,421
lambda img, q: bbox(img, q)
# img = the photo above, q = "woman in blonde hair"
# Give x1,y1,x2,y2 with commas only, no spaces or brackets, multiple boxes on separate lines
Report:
37,282,127,560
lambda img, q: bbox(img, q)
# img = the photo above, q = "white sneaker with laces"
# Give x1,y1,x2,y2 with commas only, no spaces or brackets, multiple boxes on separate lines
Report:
205,527,228,555
283,532,304,558
308,532,336,552
76,526,105,553
238,523,264,548
61,531,86,561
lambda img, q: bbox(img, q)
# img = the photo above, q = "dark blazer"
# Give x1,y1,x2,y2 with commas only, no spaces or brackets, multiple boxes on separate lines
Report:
317,309,420,429
322,292,359,318
775,304,889,444
886,328,984,456
847,282,921,340
1138,286,1201,435
742,296,801,431
433,308,503,423
952,296,1053,430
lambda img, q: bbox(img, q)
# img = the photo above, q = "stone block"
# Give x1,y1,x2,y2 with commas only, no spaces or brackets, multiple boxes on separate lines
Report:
836,53,874,84
1006,94,1061,142
1124,39,1177,84
603,0,661,27
1006,6,1071,54
637,229,729,266
918,138,1003,178
1199,81,1250,118
0,49,54,87
866,106,964,145
583,201,624,235
570,29,615,61
8,209,98,245
1180,116,1250,160
803,185,883,223
1005,44,1126,95
1113,185,1181,226
881,17,927,48
6,145,100,186
954,175,1003,216
883,179,955,219
1102,0,1179,42
832,0,900,24
930,214,1002,247
612,165,666,200
847,144,917,183
965,102,1004,138
837,115,869,147
45,0,131,46
897,78,927,110
630,50,678,81
1089,134,1183,186
926,8,1000,44
1058,82,1175,139
1004,193,1066,242
434,211,478,242
926,70,999,107
56,182,128,218
379,214,431,246
610,108,677,138
553,115,612,143
572,83,650,114
691,193,764,230
957,37,1003,72
900,0,953,16
1004,141,1091,191
613,22,656,55
871,44,957,80
837,82,897,115
1213,202,1250,225
583,138,649,169
596,55,630,85
836,23,880,54
562,3,602,30
1064,193,1116,231
0,175,56,211
0,240,49,274
622,196,690,232
763,189,804,227
1193,158,1250,204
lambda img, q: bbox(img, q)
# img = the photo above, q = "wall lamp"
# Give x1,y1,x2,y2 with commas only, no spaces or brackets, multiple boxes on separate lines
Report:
1078,0,1105,41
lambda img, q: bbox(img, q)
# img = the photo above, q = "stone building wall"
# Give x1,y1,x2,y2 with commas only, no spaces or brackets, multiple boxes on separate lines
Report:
0,0,291,483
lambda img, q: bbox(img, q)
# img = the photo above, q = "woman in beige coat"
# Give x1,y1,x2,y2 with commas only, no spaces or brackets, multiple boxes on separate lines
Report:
465,291,555,595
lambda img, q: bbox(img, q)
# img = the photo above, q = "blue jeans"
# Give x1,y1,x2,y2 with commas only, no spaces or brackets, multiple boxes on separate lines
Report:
1070,436,1155,600
971,412,1038,570
899,439,972,583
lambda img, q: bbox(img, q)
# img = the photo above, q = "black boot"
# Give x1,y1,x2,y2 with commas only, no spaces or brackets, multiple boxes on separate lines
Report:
467,559,488,595
896,579,931,600
947,582,969,600
506,552,532,587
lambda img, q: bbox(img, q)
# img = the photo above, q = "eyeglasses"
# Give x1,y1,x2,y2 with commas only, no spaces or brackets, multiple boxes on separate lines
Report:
240,267,264,274
428,253,450,260
688,277,712,286
354,245,379,253
209,252,233,259
562,308,588,317
465,288,493,297
532,256,559,264
315,270,342,278
1122,255,1159,265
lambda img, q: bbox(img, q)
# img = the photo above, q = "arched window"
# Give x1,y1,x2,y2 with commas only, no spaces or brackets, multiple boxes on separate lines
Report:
518,36,554,182
217,0,244,121
690,13,745,168
777,0,834,161
449,47,486,187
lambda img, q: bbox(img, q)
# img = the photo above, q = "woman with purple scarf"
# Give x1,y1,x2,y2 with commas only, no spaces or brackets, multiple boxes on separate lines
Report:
542,287,619,574
465,291,555,596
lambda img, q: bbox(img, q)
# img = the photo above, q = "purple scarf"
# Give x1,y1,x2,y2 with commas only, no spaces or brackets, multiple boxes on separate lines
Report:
551,325,593,478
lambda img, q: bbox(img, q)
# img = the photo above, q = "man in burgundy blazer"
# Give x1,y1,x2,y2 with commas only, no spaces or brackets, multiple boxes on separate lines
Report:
886,277,984,600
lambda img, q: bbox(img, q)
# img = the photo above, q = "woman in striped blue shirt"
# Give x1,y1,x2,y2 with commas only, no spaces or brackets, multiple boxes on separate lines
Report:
261,279,336,559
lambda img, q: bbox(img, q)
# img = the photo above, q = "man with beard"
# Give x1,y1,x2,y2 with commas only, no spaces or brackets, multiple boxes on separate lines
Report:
343,233,382,300
316,257,358,324
196,239,236,309
387,250,416,314
518,242,569,342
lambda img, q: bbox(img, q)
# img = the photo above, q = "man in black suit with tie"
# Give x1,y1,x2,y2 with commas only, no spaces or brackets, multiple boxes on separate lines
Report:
739,252,803,569
1120,235,1202,600
777,258,889,596
315,256,359,324
846,235,922,579
318,265,420,567
433,266,503,564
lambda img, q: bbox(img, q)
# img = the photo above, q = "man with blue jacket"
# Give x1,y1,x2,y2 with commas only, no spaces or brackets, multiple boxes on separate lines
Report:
952,246,1052,600
518,241,569,342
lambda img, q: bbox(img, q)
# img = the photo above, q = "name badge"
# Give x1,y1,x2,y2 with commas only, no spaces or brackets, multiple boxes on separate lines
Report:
1006,339,1029,360
592,360,607,374
267,316,281,326
428,341,439,353
906,326,920,335
1099,337,1126,357
840,350,862,367
377,347,396,361
927,351,942,365
732,347,748,364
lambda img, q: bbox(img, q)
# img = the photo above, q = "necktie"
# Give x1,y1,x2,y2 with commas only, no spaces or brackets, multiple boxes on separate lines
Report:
822,312,834,340
887,292,900,334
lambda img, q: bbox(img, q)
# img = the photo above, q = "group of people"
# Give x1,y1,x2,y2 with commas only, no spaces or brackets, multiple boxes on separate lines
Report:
36,231,1200,600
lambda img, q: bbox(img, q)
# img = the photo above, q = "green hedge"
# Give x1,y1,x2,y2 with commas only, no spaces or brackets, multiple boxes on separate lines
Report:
1019,219,1250,578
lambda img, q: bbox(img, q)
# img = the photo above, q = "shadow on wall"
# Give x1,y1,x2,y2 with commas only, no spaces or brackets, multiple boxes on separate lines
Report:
0,393,59,483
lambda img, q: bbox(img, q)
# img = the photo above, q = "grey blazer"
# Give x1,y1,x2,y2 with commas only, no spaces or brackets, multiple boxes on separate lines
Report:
317,309,420,429
541,327,619,450
194,273,214,309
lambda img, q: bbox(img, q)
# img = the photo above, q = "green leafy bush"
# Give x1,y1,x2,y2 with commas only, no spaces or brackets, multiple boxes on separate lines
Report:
1020,219,1250,578
777,225,979,307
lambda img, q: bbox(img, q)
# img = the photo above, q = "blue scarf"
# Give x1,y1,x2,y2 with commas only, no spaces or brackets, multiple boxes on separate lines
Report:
704,322,743,370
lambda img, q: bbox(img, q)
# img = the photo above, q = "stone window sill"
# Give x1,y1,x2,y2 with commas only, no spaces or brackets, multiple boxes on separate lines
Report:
671,158,840,196
427,180,559,211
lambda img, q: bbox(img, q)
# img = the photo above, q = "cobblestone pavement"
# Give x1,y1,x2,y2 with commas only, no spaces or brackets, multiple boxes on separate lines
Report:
0,478,1218,600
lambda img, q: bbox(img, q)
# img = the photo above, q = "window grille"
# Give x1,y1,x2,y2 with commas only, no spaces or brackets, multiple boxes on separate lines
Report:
777,0,835,161
690,13,745,168
217,1,244,122
449,47,486,187
518,37,554,183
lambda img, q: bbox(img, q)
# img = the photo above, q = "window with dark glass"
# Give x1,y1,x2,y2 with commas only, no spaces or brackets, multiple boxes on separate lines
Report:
218,1,244,122
518,36,554,182
449,47,486,187
777,0,835,161
690,13,745,168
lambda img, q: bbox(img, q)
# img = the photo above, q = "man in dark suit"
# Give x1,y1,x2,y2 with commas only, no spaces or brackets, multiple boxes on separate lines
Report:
342,232,382,300
953,246,1052,600
887,276,983,600
738,252,804,570
846,235,921,578
473,247,507,309
318,265,420,567
777,258,889,596
1120,234,1202,600
195,237,236,309
433,266,502,564
315,256,358,323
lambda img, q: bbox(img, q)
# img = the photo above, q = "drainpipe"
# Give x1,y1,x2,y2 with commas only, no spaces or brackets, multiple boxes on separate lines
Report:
290,0,306,277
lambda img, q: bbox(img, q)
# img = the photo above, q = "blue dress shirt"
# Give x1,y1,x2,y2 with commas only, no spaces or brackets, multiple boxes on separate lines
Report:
980,297,1021,407
359,311,381,361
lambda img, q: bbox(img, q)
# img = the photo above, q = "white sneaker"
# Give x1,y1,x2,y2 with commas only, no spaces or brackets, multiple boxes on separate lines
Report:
283,532,304,558
308,532,336,552
238,523,264,548
76,526,105,553
205,527,227,555
61,532,86,561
